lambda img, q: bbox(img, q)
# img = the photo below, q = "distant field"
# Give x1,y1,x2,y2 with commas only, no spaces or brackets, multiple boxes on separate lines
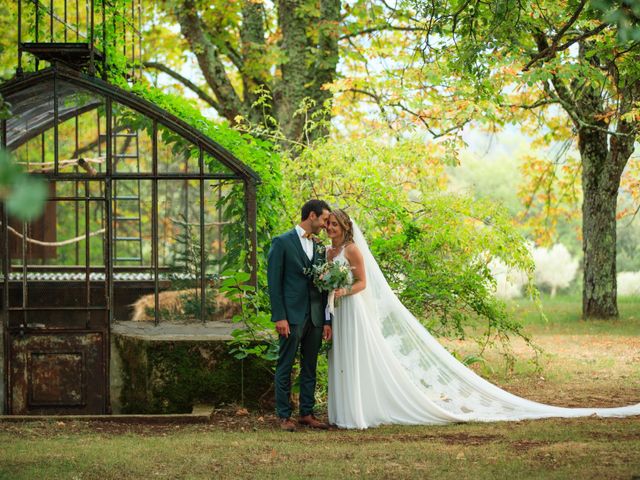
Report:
509,294,640,335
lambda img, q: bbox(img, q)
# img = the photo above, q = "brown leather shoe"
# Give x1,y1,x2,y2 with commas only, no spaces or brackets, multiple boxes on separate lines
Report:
298,415,329,430
280,418,297,432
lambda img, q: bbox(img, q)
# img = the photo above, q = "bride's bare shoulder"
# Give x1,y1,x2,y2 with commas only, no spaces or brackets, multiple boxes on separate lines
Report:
344,242,362,257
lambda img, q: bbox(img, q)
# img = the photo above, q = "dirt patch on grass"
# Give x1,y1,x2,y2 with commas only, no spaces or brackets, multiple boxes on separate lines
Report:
436,432,503,445
442,333,640,407
325,431,503,445
511,439,552,452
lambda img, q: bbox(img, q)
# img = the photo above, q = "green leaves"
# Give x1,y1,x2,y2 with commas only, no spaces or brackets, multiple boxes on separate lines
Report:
591,0,640,42
0,149,48,221
281,132,538,361
221,269,279,363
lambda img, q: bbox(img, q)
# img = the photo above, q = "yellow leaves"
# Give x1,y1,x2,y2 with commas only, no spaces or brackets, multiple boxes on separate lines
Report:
619,157,640,220
616,208,631,220
593,110,615,122
501,66,520,77
517,153,582,245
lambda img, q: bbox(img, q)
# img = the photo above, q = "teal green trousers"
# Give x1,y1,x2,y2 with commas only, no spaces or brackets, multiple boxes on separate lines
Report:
274,318,323,419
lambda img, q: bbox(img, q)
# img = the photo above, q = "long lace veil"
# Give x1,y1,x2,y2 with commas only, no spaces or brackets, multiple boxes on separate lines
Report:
351,221,640,421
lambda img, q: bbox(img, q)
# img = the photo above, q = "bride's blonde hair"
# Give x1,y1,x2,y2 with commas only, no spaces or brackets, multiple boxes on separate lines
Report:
332,209,354,245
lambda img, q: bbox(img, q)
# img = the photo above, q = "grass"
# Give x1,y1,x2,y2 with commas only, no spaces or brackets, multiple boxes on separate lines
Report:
439,295,640,411
0,417,639,479
508,294,640,335
0,295,639,479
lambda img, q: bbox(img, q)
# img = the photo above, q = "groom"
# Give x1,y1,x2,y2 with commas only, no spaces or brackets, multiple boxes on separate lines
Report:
267,199,332,431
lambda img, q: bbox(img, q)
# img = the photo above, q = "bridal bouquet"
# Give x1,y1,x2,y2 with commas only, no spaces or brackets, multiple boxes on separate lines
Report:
304,261,353,314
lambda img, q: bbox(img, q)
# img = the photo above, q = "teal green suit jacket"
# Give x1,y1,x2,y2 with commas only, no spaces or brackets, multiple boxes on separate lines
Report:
267,229,328,327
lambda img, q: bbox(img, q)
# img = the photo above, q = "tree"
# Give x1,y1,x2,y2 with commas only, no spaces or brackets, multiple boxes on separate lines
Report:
149,0,342,144
532,244,579,296
395,0,640,319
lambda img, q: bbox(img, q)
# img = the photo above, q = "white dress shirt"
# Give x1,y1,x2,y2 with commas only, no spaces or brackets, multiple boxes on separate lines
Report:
295,225,314,260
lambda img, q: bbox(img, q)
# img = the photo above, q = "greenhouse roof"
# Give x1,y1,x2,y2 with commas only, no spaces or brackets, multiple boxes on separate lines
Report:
0,67,261,183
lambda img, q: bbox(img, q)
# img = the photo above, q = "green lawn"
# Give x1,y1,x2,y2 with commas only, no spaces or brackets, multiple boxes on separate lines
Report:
0,417,638,479
440,295,640,408
0,296,638,479
509,294,640,335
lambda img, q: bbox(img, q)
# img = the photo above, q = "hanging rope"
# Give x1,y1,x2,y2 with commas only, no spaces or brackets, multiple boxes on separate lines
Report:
19,156,104,175
169,217,231,227
5,225,106,247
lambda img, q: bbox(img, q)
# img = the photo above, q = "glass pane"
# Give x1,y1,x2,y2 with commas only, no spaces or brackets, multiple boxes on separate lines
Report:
5,79,55,151
157,124,199,174
111,104,153,173
205,179,244,276
157,179,202,271
6,80,106,174
56,108,106,175
112,179,151,266
7,180,106,312
204,152,233,176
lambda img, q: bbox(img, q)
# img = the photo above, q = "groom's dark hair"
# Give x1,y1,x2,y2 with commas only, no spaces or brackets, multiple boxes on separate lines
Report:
301,199,331,221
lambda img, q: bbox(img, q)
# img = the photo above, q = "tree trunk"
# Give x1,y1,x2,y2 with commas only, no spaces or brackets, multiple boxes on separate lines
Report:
579,128,620,319
274,0,340,145
274,0,311,143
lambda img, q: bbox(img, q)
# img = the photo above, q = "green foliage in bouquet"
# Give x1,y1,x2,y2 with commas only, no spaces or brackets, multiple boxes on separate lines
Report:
304,261,353,293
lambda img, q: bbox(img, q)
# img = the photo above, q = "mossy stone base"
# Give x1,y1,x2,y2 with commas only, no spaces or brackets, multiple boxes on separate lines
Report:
114,335,274,414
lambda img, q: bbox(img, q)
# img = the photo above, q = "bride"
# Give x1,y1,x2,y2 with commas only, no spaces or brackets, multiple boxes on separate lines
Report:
324,208,640,429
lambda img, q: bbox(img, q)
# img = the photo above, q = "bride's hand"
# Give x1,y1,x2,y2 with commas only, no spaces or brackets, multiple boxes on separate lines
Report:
334,288,348,299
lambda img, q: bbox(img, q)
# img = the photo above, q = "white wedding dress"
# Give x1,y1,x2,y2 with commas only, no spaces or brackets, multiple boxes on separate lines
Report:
327,223,640,429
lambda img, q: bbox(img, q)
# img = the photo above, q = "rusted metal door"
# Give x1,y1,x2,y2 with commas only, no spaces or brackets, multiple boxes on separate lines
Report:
8,331,107,414
3,179,110,415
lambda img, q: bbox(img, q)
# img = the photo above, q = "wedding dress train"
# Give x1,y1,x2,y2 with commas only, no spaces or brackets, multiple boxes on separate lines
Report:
327,223,640,429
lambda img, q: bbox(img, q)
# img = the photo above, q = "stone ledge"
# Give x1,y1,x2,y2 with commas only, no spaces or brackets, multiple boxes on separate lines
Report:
113,333,274,414
113,320,235,341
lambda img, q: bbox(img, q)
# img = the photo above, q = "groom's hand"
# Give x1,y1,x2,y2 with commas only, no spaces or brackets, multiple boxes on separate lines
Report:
275,319,290,338
323,325,332,341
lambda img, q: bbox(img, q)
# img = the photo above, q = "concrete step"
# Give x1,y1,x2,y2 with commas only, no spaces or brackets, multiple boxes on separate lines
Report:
0,410,213,424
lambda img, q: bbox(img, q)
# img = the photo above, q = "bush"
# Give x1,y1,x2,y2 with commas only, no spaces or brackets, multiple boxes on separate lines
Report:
618,272,640,297
532,243,579,297
284,135,539,352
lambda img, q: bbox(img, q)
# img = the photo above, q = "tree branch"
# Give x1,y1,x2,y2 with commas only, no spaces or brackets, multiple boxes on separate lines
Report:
500,98,560,110
610,80,640,171
143,61,222,112
339,24,428,41
524,24,608,71
523,0,607,71
175,0,243,122
224,41,244,72
387,101,470,138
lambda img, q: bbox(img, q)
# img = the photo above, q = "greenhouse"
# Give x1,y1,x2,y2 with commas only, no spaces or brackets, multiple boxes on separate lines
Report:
1,0,260,415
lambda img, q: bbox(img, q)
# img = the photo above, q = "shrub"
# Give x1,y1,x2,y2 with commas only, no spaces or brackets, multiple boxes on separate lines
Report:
285,135,539,353
532,243,579,297
618,272,640,297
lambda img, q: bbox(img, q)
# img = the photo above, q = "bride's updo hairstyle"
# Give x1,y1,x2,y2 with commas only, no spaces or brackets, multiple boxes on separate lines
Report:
332,208,354,245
